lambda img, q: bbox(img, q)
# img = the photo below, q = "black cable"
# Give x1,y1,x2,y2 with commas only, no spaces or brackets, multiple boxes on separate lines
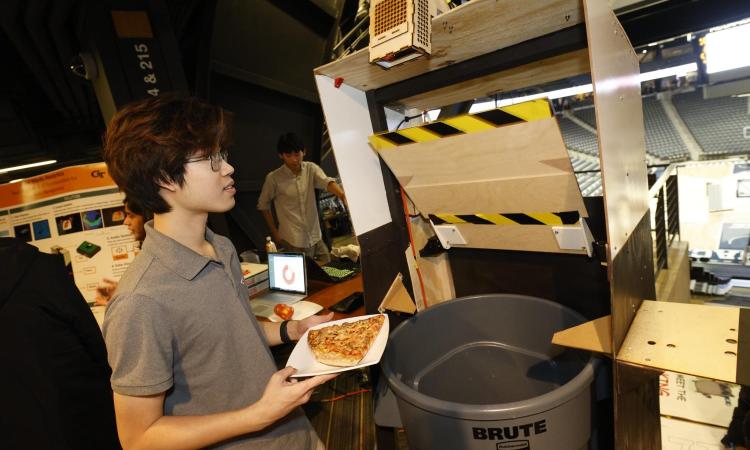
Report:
396,114,423,130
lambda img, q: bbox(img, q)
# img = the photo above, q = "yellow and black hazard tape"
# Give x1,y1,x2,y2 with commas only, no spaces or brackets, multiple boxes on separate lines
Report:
429,211,580,226
369,98,552,149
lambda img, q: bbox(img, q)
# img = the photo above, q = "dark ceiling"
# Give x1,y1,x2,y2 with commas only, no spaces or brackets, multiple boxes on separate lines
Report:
0,0,749,184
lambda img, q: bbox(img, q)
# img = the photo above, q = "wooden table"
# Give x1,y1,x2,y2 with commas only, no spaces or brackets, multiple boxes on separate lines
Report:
254,273,365,321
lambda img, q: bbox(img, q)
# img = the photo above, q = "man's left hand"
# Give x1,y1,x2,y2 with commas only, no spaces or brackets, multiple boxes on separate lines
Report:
289,312,334,341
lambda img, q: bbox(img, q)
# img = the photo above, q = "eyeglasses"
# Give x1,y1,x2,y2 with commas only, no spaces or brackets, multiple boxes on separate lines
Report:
186,150,228,172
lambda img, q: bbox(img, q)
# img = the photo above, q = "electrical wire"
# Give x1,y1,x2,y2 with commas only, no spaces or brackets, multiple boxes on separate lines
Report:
400,188,429,310
395,114,422,130
319,389,372,403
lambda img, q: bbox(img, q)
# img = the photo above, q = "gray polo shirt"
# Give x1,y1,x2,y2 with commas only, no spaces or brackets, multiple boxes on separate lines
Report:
103,222,316,450
257,161,334,249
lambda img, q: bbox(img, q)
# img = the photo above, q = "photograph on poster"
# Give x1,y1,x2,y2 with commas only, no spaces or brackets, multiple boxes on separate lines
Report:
13,223,32,242
32,219,51,240
82,209,103,230
102,205,126,227
56,213,83,235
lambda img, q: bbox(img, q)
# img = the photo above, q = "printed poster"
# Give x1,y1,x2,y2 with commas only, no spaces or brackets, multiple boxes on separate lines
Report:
0,162,136,302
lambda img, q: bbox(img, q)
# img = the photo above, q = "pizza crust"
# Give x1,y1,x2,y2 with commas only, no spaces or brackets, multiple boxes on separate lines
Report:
308,315,385,367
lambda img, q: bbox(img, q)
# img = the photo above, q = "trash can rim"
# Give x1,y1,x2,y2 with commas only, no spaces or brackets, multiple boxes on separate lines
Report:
382,293,597,421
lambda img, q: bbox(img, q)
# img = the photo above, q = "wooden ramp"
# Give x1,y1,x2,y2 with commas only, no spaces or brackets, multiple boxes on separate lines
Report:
554,300,749,385
369,100,588,254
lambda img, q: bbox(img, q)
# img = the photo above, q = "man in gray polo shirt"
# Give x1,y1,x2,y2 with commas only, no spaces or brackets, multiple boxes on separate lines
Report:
102,95,335,450
258,132,346,264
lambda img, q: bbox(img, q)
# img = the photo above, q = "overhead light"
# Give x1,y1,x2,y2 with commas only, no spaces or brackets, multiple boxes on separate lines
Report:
468,63,698,114
9,178,25,183
641,49,647,54
686,33,692,42
638,63,698,82
0,160,57,174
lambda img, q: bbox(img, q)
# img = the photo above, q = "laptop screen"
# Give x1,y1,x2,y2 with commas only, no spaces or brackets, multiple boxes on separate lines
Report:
268,253,306,294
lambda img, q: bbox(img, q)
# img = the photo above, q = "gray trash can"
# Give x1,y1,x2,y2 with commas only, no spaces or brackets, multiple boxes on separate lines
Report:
382,294,596,450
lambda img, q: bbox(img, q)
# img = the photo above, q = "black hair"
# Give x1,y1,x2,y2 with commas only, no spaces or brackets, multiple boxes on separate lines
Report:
123,196,153,221
103,94,232,214
277,132,305,154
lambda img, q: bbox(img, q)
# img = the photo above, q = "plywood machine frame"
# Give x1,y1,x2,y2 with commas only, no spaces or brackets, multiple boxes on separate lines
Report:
314,0,660,448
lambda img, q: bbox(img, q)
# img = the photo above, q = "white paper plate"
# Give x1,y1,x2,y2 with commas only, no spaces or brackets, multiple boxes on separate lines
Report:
286,314,389,377
268,301,324,322
250,300,323,321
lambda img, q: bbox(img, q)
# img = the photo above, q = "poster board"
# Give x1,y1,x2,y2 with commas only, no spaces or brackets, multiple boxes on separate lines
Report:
0,163,136,302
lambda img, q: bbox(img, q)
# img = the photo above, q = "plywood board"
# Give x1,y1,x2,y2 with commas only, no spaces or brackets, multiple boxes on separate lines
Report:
615,362,662,449
618,300,740,384
410,216,456,306
398,49,590,111
378,273,417,314
552,315,613,354
404,245,425,311
444,223,587,254
416,253,456,306
610,212,655,353
655,241,691,302
584,0,649,260
315,0,583,91
376,118,587,217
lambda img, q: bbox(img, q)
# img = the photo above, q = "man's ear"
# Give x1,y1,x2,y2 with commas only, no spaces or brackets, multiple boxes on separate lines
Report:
157,175,179,193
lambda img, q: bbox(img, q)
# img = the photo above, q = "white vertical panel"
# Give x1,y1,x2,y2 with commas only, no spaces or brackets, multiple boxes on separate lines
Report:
315,74,392,235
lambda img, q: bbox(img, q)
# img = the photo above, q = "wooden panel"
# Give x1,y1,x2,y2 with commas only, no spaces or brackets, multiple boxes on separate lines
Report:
618,300,740,383
445,224,587,254
358,221,412,318
376,118,587,216
398,49,590,111
614,362,661,450
610,212,655,353
449,244,611,321
584,0,649,260
655,241,691,302
552,315,613,354
406,176,586,218
410,215,456,306
315,0,583,91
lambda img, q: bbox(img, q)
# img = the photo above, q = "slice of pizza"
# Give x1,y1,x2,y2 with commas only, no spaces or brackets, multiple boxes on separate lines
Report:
308,315,386,367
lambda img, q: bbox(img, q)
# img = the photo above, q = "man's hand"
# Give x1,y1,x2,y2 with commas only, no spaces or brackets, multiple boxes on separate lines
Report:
94,277,118,306
289,312,334,341
250,367,337,429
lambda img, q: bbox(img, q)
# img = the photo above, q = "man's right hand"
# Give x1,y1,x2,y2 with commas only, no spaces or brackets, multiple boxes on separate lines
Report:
250,367,337,429
94,277,118,306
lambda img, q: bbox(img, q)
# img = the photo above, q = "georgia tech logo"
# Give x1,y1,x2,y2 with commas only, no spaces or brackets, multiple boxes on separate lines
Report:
91,169,106,178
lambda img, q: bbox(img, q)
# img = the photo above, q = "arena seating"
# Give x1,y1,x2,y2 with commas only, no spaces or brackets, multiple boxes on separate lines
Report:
673,90,750,157
557,116,599,156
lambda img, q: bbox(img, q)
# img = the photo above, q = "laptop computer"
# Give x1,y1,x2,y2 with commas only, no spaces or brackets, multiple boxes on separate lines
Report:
305,255,357,283
253,252,307,304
